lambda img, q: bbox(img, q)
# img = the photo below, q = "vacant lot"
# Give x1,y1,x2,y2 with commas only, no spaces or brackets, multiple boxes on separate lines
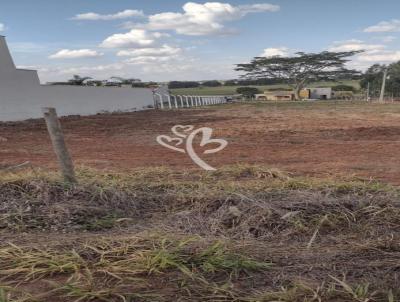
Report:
1,101,400,184
1,101,400,301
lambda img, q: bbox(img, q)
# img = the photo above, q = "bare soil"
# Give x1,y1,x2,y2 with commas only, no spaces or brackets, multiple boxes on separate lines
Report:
2,101,400,184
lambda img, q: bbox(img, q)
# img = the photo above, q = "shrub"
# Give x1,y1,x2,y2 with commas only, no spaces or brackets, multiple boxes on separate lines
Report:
202,80,222,87
236,87,261,98
332,84,355,92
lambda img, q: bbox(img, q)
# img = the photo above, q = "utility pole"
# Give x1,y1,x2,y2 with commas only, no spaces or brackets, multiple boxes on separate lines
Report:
379,68,388,103
366,82,370,102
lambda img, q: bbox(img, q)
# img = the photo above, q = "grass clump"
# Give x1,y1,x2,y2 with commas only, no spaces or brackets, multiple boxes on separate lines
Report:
0,236,269,302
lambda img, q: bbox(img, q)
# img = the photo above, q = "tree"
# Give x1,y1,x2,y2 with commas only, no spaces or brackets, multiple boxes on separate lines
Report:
332,84,356,92
360,64,385,97
236,51,361,100
202,80,222,87
168,81,200,89
68,75,92,86
224,80,239,86
361,62,400,98
236,87,261,98
110,77,141,85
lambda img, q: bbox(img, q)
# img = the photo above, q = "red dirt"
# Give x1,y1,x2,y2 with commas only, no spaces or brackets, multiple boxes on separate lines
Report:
2,103,400,184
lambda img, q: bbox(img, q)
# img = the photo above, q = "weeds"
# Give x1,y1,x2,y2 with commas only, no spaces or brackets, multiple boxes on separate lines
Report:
0,236,269,301
1,165,400,301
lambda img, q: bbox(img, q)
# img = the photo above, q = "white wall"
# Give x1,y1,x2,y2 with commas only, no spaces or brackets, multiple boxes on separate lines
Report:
0,36,156,122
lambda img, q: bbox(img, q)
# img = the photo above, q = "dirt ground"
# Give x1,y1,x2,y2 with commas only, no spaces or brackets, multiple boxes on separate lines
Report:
2,101,400,184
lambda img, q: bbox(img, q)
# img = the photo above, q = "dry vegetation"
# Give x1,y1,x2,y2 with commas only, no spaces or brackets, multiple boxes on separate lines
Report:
1,165,399,301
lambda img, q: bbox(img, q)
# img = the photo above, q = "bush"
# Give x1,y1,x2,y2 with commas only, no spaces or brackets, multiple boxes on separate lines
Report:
332,84,355,92
202,80,222,87
236,87,261,98
224,80,239,86
169,81,200,89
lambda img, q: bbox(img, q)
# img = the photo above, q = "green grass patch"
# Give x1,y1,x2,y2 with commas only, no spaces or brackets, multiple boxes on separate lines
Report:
170,80,360,96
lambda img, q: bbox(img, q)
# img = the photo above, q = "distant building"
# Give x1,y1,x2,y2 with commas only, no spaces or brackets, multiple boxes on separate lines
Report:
302,88,332,100
255,94,267,100
255,87,333,101
263,91,295,101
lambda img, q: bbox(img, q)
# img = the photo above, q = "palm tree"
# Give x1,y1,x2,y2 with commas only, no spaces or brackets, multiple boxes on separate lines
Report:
68,75,92,86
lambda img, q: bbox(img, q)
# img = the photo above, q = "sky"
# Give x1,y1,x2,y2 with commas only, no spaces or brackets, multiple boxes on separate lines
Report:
1,0,400,83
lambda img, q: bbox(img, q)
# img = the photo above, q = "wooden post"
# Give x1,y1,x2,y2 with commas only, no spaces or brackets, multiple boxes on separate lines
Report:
42,107,77,183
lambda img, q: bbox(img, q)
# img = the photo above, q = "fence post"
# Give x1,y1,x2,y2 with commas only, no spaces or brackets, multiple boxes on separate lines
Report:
167,95,172,109
173,96,179,109
42,107,77,184
158,94,164,109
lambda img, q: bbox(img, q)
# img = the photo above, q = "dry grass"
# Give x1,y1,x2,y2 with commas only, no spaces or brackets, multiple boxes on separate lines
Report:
0,165,399,301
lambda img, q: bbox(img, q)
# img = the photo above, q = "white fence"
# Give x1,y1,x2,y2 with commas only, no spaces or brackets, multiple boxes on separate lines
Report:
153,94,228,109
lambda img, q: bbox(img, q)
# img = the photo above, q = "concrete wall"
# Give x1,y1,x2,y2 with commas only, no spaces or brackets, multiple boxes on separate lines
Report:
309,88,332,100
0,36,156,122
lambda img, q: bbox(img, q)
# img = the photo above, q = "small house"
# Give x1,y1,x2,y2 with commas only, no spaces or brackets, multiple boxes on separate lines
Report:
264,91,295,101
305,88,332,100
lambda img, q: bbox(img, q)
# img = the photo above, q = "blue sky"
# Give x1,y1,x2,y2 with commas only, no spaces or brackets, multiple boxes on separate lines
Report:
1,0,400,82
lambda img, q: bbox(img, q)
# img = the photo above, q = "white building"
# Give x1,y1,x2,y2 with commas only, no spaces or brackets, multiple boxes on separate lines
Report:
308,88,332,100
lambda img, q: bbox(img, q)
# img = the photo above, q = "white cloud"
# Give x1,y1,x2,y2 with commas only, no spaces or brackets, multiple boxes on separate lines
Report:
381,36,397,43
328,39,385,52
0,23,5,32
364,19,400,33
100,29,167,48
357,51,400,62
49,49,104,59
72,9,144,21
143,2,280,36
117,44,182,57
30,57,240,83
260,47,289,57
328,39,400,70
124,56,177,65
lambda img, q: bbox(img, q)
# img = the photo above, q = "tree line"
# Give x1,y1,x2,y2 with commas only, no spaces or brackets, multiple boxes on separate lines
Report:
168,78,290,89
49,75,158,88
360,62,400,97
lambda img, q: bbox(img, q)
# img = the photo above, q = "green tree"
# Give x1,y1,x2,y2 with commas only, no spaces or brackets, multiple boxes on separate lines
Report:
68,75,92,86
236,51,361,100
360,62,400,97
169,81,200,89
202,80,222,87
224,80,239,86
332,84,356,92
360,64,385,97
236,87,261,98
110,77,141,85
